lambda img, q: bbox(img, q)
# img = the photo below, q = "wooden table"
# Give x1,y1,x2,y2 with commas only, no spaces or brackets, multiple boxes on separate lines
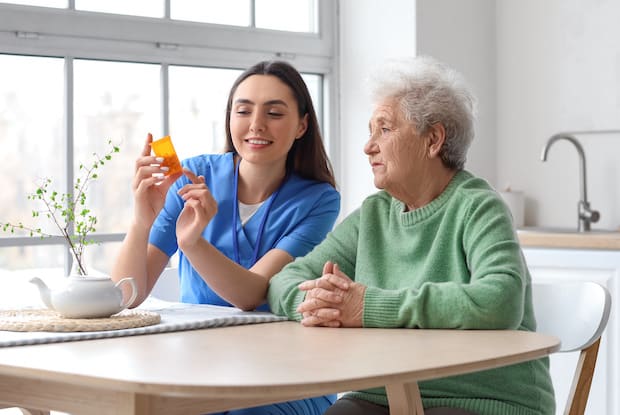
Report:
0,321,560,415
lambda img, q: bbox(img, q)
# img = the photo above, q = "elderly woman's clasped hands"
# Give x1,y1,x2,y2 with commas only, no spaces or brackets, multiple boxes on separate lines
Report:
297,261,365,328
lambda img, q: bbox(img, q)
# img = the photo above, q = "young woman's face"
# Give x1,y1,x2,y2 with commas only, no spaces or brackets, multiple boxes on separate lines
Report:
229,74,308,167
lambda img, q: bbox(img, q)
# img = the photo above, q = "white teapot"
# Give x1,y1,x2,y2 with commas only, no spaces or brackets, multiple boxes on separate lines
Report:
30,276,137,319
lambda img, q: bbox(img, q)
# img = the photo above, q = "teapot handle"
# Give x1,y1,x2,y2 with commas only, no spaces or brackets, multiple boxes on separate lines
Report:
115,277,138,310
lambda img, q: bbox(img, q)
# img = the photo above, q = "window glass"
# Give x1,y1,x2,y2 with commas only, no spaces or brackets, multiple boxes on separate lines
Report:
169,66,242,158
1,0,66,7
171,0,250,26
0,55,64,237
301,73,322,125
88,241,121,274
256,0,317,33
0,245,64,274
73,59,161,234
75,0,163,18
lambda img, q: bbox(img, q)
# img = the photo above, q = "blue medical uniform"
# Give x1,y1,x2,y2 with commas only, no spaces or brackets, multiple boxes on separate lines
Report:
149,152,340,415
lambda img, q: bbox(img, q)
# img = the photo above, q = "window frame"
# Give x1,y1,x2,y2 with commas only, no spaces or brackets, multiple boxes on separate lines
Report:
0,2,334,69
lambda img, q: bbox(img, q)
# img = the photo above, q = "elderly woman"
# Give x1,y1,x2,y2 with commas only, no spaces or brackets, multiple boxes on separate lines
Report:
267,56,555,415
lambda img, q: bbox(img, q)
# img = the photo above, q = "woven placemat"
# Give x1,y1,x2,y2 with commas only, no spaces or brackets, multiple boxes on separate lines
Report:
0,309,161,332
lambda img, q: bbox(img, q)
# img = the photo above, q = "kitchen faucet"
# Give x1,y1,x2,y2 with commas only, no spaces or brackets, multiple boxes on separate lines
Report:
540,133,600,231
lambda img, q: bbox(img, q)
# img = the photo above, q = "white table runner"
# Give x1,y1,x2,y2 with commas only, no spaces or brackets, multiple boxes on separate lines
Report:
0,297,287,347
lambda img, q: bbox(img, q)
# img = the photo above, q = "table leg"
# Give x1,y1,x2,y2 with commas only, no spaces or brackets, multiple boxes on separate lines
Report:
386,381,424,415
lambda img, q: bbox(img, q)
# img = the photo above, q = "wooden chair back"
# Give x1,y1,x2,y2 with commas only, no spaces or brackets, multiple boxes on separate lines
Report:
532,281,612,415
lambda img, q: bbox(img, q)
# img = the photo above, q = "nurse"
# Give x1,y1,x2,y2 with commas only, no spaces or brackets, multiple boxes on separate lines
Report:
112,60,340,415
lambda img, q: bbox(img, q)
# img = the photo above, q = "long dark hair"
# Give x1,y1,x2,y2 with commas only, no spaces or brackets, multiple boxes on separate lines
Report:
224,60,336,188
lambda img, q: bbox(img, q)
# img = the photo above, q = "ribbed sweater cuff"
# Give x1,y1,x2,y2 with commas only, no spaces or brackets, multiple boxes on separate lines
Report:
424,398,544,415
363,286,404,327
345,393,544,415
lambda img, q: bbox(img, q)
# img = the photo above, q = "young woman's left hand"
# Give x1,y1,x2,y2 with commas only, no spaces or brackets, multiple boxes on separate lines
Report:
176,169,218,249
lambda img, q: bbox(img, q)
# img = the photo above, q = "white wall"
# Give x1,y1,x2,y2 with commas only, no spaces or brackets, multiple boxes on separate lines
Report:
497,0,620,230
416,0,497,185
338,0,416,216
338,0,497,217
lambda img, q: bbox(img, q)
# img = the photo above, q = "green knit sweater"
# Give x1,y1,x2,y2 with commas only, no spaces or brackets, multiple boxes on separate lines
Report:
267,170,555,415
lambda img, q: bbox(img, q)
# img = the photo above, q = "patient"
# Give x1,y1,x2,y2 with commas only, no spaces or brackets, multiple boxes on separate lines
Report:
268,56,555,415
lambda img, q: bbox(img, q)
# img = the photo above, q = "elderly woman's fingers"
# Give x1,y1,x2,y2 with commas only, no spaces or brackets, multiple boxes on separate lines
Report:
322,260,334,275
299,277,338,292
305,287,343,304
332,264,352,286
301,317,341,328
298,279,317,291
325,272,350,290
296,296,333,313
298,274,350,293
300,308,341,327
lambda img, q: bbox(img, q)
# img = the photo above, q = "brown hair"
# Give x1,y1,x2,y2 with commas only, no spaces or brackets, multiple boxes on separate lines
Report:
224,60,336,188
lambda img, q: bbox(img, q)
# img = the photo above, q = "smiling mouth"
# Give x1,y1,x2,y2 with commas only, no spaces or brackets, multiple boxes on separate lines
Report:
246,138,273,145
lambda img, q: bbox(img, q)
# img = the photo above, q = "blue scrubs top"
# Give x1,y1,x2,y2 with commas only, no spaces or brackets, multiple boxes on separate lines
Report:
149,152,341,311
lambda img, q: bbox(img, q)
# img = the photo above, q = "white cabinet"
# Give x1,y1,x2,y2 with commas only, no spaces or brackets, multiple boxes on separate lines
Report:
523,248,619,415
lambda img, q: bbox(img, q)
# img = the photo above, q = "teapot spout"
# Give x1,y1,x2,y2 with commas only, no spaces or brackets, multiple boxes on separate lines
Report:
29,277,53,309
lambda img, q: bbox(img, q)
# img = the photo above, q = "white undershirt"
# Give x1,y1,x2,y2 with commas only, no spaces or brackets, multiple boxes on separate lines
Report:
238,201,264,225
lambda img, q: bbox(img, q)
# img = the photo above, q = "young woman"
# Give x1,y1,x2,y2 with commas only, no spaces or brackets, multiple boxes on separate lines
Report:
112,60,340,415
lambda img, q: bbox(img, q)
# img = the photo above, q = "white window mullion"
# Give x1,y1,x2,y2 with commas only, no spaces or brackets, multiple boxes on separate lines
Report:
164,0,170,19
250,0,256,28
161,63,170,136
64,55,74,276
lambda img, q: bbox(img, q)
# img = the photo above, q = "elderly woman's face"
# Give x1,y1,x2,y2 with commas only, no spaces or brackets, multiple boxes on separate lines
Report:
365,98,429,194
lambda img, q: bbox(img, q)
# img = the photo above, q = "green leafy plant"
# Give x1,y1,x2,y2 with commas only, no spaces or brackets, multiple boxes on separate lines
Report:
1,140,120,276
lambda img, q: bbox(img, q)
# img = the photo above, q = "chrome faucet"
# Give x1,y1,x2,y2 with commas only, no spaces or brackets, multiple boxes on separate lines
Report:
541,133,600,231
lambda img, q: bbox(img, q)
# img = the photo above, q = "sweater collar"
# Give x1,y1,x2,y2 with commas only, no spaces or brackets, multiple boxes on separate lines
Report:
393,170,471,226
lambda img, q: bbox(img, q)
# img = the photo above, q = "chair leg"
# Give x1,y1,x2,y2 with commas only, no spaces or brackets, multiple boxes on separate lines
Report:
564,337,601,415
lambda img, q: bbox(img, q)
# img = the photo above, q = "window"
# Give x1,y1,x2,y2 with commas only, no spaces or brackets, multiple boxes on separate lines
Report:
75,0,164,18
0,55,64,271
255,0,318,32
4,1,320,32
2,0,66,7
170,0,318,33
171,0,251,26
0,1,336,276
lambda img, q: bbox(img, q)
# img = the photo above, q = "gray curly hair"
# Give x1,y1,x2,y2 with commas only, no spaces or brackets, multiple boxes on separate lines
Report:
367,56,477,170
